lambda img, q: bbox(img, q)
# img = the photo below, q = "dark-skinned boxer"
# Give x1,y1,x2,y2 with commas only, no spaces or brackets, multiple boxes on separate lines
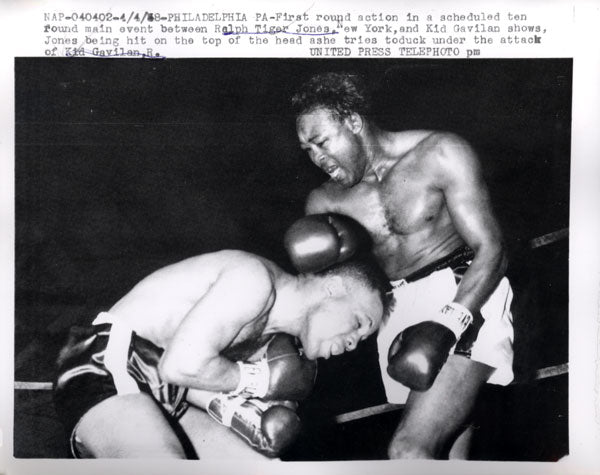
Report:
54,246,391,459
291,72,515,459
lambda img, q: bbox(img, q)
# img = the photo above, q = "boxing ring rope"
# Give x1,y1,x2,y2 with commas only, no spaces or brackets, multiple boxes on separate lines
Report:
335,362,569,424
13,362,569,393
14,381,53,391
335,227,569,424
14,227,570,419
529,228,569,249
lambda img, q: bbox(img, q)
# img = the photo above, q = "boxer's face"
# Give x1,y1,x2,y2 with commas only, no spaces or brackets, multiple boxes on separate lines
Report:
297,107,366,187
301,279,384,360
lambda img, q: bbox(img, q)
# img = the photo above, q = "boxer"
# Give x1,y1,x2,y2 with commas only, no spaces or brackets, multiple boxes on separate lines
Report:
54,244,391,459
291,72,514,459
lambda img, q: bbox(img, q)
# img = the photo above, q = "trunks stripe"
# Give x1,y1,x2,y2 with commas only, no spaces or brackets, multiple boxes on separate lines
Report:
100,318,140,395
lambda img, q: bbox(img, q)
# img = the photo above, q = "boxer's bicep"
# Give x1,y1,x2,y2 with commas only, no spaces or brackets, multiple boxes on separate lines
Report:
160,262,274,392
305,187,331,215
435,135,501,252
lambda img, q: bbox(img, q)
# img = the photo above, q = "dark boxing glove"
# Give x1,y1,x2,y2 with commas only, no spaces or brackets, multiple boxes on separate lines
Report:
387,302,474,391
284,213,369,273
207,394,301,458
232,334,317,400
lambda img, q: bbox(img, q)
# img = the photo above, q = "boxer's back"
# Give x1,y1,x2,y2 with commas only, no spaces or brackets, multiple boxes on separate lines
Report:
109,250,276,347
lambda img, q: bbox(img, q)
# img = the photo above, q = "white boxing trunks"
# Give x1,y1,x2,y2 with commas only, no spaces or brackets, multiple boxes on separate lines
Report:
377,250,514,404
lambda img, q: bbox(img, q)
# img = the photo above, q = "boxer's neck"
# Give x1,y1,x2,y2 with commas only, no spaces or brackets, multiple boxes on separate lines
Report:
359,122,393,182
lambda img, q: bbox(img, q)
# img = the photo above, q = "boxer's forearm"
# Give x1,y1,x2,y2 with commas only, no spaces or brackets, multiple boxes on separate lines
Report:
159,354,240,393
452,242,507,313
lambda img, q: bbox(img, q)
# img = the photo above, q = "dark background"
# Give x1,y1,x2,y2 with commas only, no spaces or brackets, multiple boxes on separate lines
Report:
15,58,571,460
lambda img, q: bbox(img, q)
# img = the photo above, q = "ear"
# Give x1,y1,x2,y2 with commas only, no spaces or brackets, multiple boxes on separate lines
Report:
345,113,364,134
324,275,345,297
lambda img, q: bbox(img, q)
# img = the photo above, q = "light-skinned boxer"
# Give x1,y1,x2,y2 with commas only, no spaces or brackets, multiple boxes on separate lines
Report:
54,245,392,459
291,72,515,459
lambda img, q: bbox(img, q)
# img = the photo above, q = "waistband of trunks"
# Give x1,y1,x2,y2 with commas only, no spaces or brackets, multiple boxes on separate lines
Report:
93,311,115,326
391,245,474,287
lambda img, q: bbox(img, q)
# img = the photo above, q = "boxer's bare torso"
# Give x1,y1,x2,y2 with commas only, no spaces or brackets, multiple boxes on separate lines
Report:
298,104,504,312
108,250,278,357
101,246,385,393
307,131,466,280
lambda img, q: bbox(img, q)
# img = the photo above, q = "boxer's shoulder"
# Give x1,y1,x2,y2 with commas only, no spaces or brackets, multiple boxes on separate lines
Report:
413,132,477,169
181,250,275,284
382,131,478,188
385,130,469,162
216,256,276,310
306,181,364,214
309,180,345,200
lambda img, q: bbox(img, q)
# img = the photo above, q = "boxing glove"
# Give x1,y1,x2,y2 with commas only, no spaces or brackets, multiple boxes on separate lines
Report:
233,333,317,400
284,213,369,273
387,302,474,391
207,394,301,458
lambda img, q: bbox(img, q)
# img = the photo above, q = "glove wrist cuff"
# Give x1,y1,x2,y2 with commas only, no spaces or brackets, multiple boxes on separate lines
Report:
435,302,473,339
233,360,269,398
208,394,246,427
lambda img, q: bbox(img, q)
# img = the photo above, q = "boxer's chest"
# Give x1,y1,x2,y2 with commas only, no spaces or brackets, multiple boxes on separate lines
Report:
329,166,444,239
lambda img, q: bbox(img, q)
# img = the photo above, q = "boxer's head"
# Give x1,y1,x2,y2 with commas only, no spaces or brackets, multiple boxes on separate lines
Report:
293,73,372,187
292,72,372,121
299,258,393,360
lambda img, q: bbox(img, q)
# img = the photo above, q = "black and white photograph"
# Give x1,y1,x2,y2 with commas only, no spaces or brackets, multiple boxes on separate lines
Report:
13,58,571,463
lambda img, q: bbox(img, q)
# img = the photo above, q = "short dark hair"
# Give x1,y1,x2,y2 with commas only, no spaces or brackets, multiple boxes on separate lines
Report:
291,72,372,121
318,256,394,321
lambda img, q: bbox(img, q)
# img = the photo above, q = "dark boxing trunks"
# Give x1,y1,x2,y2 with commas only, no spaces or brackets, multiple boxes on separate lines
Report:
53,314,189,454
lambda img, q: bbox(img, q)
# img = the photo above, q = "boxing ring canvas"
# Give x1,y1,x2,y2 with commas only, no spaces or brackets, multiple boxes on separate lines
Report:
14,58,571,460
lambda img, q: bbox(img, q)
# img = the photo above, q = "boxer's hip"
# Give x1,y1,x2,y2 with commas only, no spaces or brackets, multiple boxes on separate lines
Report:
53,312,188,440
378,248,514,404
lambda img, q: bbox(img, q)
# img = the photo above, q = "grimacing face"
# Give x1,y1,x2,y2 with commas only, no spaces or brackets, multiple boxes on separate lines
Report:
301,282,384,360
296,107,366,187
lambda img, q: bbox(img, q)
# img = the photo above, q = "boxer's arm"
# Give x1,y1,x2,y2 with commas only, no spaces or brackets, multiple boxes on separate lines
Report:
434,133,507,313
305,187,333,215
159,260,274,392
387,135,505,390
